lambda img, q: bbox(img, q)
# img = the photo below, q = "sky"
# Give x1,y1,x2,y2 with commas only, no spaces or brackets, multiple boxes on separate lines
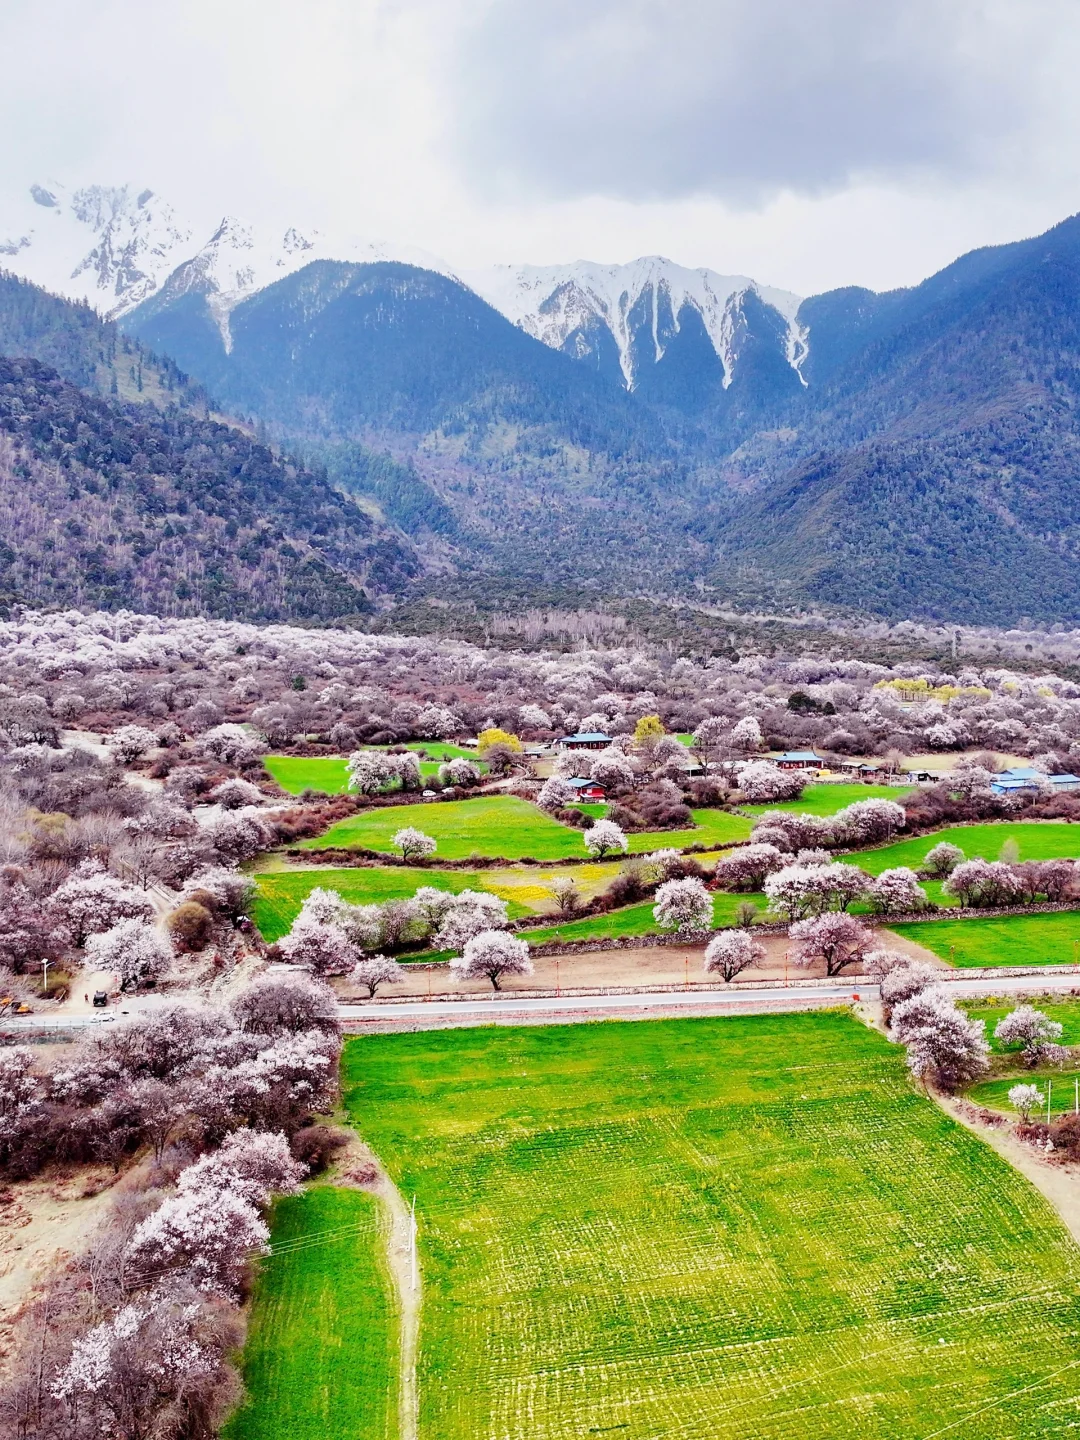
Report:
3,0,1080,296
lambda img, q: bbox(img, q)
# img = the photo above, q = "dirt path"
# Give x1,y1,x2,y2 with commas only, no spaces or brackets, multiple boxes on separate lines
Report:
0,1167,120,1375
335,1136,419,1440
937,1095,1080,1246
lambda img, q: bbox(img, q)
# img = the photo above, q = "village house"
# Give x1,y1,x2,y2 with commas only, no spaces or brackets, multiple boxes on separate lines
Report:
559,732,613,751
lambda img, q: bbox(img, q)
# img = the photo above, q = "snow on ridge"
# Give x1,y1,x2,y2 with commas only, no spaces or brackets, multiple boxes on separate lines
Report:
463,256,806,388
0,181,456,330
1,180,808,384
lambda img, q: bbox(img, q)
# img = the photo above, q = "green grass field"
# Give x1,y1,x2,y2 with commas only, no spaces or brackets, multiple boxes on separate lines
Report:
223,1186,397,1440
265,746,486,796
523,890,766,945
961,997,1080,1050
967,1070,1080,1116
344,1014,1080,1439
303,794,752,859
252,867,534,942
743,783,910,816
854,821,1080,875
891,909,1080,967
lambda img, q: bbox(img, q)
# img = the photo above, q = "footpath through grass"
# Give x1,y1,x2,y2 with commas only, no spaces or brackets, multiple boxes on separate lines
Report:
891,909,1080,967
223,1186,397,1440
345,1013,1080,1440
303,794,752,859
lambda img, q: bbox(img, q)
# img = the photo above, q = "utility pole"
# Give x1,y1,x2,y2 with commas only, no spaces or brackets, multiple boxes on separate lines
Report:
1048,1080,1053,1126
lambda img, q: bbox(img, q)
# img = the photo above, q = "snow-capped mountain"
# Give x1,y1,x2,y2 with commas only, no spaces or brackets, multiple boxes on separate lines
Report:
0,181,806,388
0,182,194,314
0,182,450,338
464,257,807,391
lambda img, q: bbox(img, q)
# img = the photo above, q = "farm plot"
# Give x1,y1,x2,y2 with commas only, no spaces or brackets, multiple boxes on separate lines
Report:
265,746,487,796
967,1070,1080,1116
251,861,665,943
251,867,532,943
854,821,1080,876
223,1186,397,1440
303,795,752,859
961,997,1080,1050
345,1013,1080,1440
890,910,1080,967
522,890,766,945
742,782,911,816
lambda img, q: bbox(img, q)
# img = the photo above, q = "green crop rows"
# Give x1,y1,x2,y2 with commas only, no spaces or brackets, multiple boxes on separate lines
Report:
344,1013,1080,1439
224,1186,397,1440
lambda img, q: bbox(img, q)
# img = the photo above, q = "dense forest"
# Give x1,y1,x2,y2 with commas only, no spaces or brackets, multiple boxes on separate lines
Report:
0,358,417,621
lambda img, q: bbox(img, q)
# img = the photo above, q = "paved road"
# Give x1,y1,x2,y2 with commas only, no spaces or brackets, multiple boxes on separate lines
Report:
5,970,1080,1033
338,970,1080,1026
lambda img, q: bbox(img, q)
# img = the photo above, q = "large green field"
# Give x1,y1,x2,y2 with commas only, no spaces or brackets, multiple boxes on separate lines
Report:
522,890,766,945
345,1014,1080,1439
224,1186,397,1440
743,782,911,816
854,821,1080,875
252,867,535,943
891,909,1080,967
266,745,486,796
303,794,752,859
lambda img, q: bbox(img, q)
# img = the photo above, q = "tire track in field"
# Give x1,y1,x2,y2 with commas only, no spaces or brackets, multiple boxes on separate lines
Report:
337,1136,420,1440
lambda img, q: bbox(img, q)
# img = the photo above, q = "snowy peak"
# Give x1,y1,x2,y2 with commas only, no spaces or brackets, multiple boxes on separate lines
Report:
1,182,193,314
1,182,452,327
464,257,806,390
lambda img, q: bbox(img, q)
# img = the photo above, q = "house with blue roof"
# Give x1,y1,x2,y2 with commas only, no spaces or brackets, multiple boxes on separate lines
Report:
990,766,1080,795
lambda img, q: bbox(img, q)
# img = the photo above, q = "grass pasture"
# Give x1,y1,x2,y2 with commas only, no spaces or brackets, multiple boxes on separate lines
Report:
742,782,911,816
522,889,766,945
223,1186,396,1440
345,1013,1080,1440
891,909,1080,967
302,794,752,859
961,997,1080,1050
967,1070,1080,1116
854,821,1080,875
265,745,486,796
251,867,534,943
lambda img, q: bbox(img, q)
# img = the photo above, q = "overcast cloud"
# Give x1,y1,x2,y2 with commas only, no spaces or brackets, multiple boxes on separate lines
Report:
2,0,1080,295
449,0,1041,204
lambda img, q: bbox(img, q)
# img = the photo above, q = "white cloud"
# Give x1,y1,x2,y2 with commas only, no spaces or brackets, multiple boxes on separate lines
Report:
1,0,1080,296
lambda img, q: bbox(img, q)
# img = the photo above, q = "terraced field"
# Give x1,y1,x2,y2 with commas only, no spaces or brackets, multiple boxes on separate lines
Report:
891,910,1080,967
224,1186,396,1440
302,794,752,859
345,1013,1080,1440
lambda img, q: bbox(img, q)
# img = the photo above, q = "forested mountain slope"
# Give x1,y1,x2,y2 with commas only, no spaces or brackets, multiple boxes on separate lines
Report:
0,358,416,620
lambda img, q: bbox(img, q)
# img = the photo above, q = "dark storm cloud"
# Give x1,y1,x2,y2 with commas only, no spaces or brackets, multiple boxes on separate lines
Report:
448,0,1041,204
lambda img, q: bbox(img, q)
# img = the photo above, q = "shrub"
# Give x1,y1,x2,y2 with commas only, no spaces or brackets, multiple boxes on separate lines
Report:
166,900,214,952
